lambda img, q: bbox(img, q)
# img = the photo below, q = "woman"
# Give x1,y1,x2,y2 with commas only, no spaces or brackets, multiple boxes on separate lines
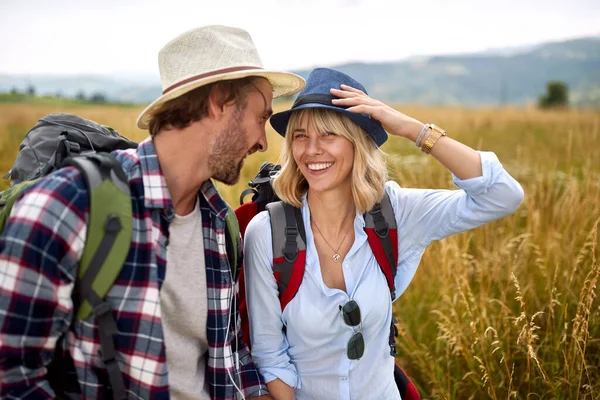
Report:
243,68,524,400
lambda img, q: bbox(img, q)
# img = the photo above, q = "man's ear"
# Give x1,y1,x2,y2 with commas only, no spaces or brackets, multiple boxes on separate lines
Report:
207,86,226,121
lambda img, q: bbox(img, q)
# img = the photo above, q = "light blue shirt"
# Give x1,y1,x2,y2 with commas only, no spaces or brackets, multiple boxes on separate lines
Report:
244,151,524,400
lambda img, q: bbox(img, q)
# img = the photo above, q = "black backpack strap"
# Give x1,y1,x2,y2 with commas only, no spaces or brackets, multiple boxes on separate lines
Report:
59,153,131,400
266,201,306,312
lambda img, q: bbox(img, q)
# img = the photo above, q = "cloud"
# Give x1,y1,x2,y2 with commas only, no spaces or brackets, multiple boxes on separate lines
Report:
1,0,599,75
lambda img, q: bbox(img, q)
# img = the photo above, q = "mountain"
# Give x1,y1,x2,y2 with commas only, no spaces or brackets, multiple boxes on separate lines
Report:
1,36,599,108
291,37,600,107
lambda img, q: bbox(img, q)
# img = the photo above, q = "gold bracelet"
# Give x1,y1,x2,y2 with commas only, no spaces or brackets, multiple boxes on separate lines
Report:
420,124,447,154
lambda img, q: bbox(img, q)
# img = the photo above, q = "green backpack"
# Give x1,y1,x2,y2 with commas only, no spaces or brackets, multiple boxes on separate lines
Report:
0,113,240,399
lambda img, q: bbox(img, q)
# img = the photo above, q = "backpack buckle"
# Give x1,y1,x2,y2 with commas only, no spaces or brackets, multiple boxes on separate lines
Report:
375,226,389,238
93,302,119,336
283,224,299,262
369,203,389,238
99,350,119,367
93,301,112,318
389,342,398,357
104,215,122,234
283,242,298,262
389,317,398,356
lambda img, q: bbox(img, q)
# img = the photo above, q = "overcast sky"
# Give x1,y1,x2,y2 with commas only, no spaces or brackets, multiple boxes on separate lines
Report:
1,0,599,79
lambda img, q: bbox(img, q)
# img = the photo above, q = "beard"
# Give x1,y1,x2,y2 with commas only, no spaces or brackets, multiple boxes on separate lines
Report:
208,108,251,185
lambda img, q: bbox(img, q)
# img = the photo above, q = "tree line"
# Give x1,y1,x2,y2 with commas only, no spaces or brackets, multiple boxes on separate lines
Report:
5,81,571,109
8,85,109,104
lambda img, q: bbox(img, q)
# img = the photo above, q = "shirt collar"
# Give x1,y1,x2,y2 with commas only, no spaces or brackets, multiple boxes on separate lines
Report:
300,192,366,228
137,137,229,219
138,137,173,211
199,179,230,219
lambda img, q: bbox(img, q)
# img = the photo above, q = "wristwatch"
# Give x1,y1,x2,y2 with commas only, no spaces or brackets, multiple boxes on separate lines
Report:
420,124,447,154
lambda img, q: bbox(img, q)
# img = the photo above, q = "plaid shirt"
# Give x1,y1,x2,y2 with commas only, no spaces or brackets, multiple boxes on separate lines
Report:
0,137,267,399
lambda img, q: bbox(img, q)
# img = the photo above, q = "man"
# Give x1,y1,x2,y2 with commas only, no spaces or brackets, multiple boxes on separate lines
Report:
0,25,305,399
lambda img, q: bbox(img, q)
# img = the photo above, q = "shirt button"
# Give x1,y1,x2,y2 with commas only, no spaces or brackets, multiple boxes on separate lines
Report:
340,376,348,381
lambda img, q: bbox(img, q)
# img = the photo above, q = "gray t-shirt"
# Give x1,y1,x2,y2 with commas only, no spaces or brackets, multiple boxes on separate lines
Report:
161,198,210,399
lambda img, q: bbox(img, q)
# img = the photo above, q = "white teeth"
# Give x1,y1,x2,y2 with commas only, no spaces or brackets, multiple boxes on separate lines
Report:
307,162,333,171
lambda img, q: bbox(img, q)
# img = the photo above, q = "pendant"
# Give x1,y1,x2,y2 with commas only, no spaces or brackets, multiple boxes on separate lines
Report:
332,253,341,262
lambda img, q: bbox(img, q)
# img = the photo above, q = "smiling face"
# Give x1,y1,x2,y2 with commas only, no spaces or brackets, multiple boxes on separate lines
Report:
272,107,388,213
290,109,356,195
209,78,273,185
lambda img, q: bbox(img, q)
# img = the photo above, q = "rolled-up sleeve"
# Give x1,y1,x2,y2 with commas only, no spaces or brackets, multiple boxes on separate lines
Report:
243,212,301,389
389,151,524,298
443,151,525,239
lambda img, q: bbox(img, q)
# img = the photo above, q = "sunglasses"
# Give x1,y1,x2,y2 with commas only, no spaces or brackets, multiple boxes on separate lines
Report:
340,299,364,360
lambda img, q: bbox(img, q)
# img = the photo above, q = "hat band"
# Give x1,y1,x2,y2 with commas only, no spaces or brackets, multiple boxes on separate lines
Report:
162,66,263,94
292,94,340,109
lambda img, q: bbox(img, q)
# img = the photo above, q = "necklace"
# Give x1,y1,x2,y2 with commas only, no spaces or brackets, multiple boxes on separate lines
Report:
311,217,350,262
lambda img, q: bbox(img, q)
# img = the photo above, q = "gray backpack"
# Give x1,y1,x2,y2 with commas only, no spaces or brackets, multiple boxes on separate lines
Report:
4,113,137,184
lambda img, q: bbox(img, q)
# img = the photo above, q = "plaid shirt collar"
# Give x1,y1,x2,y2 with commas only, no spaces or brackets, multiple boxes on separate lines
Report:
138,137,172,211
138,137,228,218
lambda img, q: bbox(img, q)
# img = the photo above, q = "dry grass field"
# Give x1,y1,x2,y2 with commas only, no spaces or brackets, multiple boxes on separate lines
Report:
1,102,599,399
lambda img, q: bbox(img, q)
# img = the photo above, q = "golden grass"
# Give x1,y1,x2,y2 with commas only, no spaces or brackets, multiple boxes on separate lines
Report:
1,103,599,399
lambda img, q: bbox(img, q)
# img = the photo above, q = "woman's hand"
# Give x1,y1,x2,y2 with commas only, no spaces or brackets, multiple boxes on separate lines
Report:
330,85,424,142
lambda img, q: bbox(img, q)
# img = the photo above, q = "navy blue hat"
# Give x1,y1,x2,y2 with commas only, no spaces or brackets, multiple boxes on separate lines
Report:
270,68,388,147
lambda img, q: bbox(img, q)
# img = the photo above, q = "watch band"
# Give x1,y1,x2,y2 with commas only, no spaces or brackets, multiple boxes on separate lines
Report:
420,124,447,154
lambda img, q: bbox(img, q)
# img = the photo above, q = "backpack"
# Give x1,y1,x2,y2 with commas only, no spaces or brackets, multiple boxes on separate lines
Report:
234,162,420,400
0,113,138,400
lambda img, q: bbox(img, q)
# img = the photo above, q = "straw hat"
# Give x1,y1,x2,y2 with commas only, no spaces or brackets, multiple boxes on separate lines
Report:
136,25,305,129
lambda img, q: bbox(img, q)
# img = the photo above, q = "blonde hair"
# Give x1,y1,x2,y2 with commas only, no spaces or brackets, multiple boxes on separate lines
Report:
272,108,388,214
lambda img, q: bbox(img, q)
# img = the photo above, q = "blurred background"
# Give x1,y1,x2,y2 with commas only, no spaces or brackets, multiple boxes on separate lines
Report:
1,0,599,398
2,0,600,108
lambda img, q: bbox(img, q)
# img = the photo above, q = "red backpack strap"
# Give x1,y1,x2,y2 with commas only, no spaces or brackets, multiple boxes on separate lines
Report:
364,191,398,298
395,362,421,400
234,203,259,350
266,201,307,311
364,191,399,357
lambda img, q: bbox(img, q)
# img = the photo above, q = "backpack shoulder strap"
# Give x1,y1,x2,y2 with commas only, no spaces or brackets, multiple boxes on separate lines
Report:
266,201,307,311
224,203,240,279
364,191,398,299
364,191,400,357
66,153,133,320
0,180,39,231
62,152,132,400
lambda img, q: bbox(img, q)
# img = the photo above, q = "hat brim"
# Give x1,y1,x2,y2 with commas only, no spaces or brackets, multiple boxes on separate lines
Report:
270,103,388,147
136,70,305,130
